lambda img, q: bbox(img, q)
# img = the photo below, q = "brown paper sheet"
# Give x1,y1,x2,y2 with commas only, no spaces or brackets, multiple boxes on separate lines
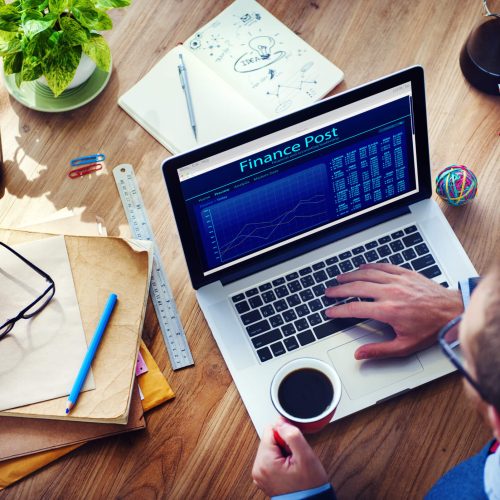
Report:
0,229,151,424
0,383,145,461
0,341,173,489
18,209,107,237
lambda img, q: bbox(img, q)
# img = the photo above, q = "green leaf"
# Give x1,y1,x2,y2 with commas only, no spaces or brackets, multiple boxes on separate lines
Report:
48,28,60,46
0,0,5,7
25,30,49,58
94,0,130,9
60,15,88,45
48,0,66,15
82,32,108,70
72,0,112,30
0,29,17,53
22,10,57,38
15,70,22,86
20,8,41,22
21,0,45,10
0,29,15,40
3,50,22,74
70,0,97,27
21,53,41,79
42,43,81,96
93,10,112,29
0,35,21,55
0,4,21,31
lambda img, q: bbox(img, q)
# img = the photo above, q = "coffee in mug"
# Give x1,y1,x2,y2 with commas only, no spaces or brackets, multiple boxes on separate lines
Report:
270,358,341,433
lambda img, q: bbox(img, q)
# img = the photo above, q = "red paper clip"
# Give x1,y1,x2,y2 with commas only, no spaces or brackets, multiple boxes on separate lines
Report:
68,163,103,179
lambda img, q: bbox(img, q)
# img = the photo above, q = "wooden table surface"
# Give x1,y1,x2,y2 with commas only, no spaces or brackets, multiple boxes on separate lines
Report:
1,0,499,498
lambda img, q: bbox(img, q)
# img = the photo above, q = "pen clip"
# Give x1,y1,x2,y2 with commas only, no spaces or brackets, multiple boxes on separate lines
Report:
178,66,185,87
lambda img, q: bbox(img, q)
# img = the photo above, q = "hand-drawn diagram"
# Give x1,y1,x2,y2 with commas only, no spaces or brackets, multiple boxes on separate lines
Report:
233,36,286,73
185,0,338,117
265,61,318,112
267,63,317,98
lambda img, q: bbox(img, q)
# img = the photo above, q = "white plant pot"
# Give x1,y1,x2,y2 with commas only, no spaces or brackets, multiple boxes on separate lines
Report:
37,53,96,91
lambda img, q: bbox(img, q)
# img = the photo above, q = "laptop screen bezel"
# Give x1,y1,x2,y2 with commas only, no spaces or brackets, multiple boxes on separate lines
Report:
163,65,431,290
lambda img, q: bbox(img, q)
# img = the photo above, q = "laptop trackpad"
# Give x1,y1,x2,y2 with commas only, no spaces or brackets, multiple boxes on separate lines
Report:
328,327,423,400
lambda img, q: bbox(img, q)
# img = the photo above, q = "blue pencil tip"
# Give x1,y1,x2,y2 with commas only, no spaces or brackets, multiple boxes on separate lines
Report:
65,408,69,414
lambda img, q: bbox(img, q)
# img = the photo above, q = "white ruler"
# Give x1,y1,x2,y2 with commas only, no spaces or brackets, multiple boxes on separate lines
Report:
113,163,194,370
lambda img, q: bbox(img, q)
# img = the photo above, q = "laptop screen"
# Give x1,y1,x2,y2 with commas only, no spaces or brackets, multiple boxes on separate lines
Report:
176,81,419,277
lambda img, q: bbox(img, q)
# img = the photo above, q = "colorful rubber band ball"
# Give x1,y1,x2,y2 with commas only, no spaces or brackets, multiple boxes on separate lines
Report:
435,165,478,206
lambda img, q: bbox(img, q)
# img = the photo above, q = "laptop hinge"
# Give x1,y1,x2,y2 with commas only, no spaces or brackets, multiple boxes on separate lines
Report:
220,205,411,286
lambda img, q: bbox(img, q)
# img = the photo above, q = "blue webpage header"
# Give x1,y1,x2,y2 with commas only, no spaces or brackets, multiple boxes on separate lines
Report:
180,96,417,273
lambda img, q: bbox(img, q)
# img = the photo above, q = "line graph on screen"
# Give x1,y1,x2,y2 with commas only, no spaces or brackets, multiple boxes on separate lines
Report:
199,163,330,264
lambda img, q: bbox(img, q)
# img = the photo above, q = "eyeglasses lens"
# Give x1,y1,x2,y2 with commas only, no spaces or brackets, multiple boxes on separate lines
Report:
21,285,55,319
0,243,55,336
0,321,14,339
443,321,460,349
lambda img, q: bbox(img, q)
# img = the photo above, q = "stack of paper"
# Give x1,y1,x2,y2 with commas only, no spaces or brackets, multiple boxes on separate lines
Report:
0,225,175,489
0,341,175,490
0,385,145,461
0,230,152,424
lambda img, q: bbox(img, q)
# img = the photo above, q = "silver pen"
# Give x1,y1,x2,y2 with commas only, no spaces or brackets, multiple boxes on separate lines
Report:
178,53,197,140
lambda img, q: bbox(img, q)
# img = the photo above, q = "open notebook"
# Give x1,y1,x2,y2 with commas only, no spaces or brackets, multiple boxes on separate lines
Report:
118,0,343,154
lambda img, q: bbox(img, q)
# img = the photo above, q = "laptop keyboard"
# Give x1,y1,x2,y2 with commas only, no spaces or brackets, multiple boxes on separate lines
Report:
230,224,448,363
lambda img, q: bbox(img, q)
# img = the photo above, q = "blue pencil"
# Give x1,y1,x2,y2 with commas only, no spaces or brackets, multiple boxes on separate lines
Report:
66,293,118,414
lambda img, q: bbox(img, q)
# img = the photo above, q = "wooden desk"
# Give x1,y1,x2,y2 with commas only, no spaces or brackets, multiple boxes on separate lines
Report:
0,0,498,497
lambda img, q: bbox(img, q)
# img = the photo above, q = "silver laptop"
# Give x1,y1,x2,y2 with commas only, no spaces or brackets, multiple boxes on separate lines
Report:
162,66,476,435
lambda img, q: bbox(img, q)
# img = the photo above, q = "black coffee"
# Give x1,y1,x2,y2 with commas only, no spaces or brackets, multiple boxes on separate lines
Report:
278,368,334,419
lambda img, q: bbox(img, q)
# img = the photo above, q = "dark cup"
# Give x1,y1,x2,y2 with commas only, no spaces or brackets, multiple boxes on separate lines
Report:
270,358,342,433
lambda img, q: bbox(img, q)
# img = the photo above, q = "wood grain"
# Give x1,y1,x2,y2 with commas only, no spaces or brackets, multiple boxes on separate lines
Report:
0,0,498,497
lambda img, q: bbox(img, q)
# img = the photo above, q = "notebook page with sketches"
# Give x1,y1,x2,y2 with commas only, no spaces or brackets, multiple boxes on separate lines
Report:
0,236,93,411
185,0,344,118
118,46,265,154
118,0,343,155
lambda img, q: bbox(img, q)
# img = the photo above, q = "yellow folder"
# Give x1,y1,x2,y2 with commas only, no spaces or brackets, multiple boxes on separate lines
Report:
0,341,174,490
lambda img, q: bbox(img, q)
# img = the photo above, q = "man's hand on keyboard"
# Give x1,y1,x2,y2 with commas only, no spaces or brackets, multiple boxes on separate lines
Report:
324,263,463,360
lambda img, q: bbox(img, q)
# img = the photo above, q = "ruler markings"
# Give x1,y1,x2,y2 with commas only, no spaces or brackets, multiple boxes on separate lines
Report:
113,164,193,370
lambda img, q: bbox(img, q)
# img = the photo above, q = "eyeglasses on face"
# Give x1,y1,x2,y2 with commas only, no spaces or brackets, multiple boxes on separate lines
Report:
438,314,492,405
0,242,56,340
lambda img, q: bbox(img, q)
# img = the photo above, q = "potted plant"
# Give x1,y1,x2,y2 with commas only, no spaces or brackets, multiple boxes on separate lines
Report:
0,0,130,97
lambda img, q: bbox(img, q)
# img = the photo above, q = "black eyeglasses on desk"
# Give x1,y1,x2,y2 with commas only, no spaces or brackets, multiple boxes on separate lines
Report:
0,242,56,340
438,315,492,405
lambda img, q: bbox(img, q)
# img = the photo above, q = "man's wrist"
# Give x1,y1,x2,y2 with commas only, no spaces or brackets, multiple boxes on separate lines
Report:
450,289,465,315
439,289,465,329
